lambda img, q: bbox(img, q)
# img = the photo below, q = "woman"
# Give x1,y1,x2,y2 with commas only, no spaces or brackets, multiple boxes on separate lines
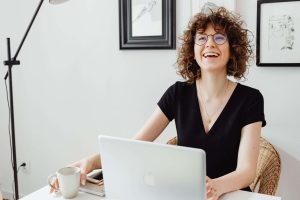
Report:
51,7,265,200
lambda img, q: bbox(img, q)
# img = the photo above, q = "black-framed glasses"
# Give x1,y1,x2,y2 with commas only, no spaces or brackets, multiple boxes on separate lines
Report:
194,33,227,46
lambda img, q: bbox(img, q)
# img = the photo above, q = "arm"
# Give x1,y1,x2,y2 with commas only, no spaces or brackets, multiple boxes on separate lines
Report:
207,121,262,199
133,106,170,141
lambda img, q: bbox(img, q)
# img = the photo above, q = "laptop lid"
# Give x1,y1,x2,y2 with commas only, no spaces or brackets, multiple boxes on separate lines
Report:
98,135,206,200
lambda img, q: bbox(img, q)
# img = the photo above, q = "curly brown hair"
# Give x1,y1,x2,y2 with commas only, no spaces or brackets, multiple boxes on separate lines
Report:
177,7,253,83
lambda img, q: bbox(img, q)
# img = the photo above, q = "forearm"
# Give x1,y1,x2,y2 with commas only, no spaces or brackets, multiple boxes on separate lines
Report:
213,167,255,196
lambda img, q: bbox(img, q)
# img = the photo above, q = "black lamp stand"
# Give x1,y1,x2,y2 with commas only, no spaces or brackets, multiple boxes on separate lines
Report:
3,1,45,199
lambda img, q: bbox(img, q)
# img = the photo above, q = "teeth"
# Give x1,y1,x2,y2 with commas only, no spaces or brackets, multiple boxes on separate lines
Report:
203,52,219,57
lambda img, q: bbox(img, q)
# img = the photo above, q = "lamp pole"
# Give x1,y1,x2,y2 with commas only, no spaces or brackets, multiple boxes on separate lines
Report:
3,0,68,199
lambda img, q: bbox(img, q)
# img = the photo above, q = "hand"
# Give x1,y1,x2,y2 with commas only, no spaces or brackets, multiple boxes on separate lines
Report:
206,176,221,200
49,154,99,193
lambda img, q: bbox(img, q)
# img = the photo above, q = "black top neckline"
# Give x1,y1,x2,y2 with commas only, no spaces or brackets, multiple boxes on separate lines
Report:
193,82,240,135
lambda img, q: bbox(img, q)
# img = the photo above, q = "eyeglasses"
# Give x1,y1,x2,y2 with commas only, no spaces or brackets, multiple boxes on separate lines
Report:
194,33,227,46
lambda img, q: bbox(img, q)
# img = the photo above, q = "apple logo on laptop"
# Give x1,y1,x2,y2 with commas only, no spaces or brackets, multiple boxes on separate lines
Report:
143,172,156,186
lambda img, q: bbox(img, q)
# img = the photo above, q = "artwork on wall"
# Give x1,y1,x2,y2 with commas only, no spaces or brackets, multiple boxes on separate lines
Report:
119,0,176,50
191,0,236,16
257,0,300,66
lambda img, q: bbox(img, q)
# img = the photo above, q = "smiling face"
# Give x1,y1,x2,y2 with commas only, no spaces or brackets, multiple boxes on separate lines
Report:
194,24,230,74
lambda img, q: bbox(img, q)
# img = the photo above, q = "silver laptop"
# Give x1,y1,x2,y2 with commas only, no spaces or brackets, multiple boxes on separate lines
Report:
98,135,206,200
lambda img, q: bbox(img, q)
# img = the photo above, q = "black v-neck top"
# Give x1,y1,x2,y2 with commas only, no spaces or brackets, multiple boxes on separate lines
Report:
158,81,266,188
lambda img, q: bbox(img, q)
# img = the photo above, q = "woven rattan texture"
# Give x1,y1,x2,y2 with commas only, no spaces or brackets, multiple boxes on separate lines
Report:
249,137,281,195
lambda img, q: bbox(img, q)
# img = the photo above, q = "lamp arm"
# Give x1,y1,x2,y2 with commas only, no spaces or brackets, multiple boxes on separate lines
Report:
14,0,45,60
4,0,45,79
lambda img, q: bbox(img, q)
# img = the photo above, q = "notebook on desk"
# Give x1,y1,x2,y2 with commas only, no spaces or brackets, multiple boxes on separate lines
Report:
98,135,207,200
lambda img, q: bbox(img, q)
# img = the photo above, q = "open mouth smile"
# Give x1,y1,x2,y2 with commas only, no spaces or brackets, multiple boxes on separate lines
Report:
203,52,220,58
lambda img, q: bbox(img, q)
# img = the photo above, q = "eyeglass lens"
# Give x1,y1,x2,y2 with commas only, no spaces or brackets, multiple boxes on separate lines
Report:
194,33,227,46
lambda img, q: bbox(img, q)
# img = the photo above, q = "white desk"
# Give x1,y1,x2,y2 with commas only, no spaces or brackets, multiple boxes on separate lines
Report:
21,186,281,200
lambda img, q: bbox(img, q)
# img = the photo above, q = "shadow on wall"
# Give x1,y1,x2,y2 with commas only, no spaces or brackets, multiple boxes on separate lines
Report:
276,146,300,200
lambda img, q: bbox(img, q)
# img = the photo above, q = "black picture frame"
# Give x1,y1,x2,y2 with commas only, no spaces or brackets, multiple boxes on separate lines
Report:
119,0,176,50
257,0,300,66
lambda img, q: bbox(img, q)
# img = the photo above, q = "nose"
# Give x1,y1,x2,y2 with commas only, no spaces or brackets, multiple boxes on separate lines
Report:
205,35,216,47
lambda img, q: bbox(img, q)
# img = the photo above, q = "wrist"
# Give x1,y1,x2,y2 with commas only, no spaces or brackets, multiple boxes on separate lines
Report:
213,178,224,197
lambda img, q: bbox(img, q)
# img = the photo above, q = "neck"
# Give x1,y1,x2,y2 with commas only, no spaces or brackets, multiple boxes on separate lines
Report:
196,74,229,101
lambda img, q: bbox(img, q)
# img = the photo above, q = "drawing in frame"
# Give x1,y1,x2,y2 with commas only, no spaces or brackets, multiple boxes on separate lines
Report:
191,0,236,16
119,0,176,50
257,0,300,66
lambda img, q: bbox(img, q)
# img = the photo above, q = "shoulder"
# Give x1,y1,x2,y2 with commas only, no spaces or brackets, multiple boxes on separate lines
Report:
173,81,193,88
174,81,195,90
165,81,193,93
236,83,264,105
237,83,263,98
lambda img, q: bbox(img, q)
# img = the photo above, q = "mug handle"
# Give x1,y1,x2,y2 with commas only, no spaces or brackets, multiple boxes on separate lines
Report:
48,174,59,192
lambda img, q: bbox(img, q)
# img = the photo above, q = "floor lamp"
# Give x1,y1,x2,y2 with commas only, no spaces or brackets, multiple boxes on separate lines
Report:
3,0,69,199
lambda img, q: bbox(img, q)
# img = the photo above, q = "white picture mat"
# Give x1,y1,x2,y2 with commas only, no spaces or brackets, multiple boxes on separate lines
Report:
260,1,300,63
131,0,163,37
191,0,236,15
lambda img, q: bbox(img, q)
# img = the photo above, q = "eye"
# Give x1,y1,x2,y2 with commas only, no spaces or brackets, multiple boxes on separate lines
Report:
214,34,226,43
196,35,207,42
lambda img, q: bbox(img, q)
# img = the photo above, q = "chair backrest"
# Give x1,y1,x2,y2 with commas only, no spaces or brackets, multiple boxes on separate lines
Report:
249,137,281,195
166,136,281,196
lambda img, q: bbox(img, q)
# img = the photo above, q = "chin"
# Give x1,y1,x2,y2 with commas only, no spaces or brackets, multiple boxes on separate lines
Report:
201,65,226,73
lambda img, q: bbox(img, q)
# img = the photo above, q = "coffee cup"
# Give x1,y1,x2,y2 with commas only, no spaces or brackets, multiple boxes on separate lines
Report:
48,166,81,199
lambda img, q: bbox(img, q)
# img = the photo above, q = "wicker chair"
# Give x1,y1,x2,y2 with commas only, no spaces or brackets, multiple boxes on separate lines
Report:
166,136,281,195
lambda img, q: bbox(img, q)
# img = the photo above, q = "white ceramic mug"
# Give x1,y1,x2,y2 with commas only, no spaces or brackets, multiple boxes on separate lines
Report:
48,166,81,199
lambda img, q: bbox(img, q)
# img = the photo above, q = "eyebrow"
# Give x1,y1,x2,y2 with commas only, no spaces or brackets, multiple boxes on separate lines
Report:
196,30,226,35
196,27,224,34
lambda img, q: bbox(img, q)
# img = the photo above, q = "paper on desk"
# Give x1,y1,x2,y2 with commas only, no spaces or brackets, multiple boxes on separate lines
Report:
220,190,281,200
79,182,105,197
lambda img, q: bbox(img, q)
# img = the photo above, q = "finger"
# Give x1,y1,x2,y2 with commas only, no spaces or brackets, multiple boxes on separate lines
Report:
207,188,212,195
49,178,59,193
206,181,212,190
49,180,54,193
80,173,87,185
97,180,104,186
207,189,217,199
206,189,213,198
54,179,59,191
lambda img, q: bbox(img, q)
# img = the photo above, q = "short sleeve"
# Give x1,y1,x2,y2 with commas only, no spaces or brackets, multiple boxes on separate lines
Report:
241,90,266,127
157,84,176,121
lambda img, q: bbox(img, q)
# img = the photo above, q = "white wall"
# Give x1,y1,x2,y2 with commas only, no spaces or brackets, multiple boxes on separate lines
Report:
0,0,299,199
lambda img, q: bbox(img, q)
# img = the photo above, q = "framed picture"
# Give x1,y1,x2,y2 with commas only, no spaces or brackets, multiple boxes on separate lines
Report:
119,0,176,50
257,0,300,66
191,0,236,16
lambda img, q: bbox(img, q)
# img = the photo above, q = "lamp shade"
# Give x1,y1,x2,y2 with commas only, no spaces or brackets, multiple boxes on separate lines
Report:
49,0,69,4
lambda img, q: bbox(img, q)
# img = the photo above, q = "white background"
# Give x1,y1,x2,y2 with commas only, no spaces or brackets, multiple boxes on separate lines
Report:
0,0,300,200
